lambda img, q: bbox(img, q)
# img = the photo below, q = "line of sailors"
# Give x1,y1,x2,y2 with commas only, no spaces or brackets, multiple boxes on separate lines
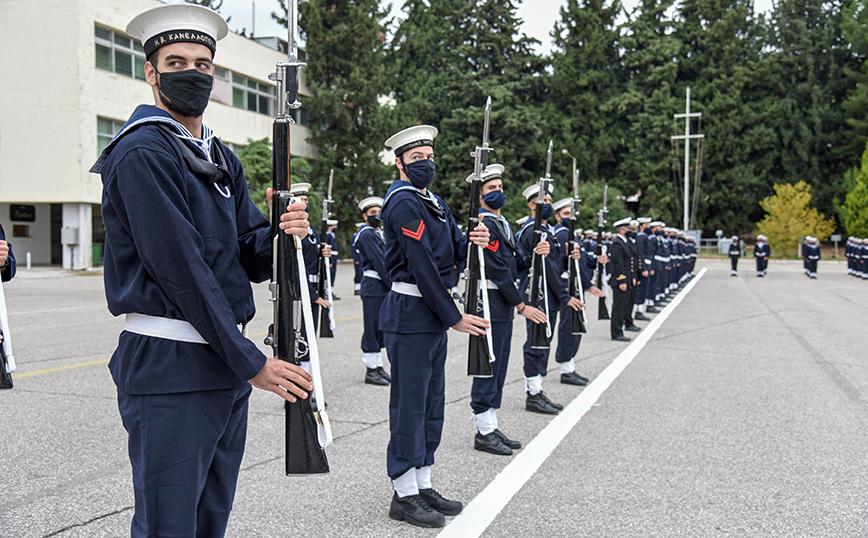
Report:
845,237,868,279
729,234,771,277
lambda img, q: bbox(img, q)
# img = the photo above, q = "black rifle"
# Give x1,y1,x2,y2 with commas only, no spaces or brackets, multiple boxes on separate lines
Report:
528,141,554,349
568,169,587,334
265,0,328,475
318,169,335,338
596,185,610,320
465,97,495,378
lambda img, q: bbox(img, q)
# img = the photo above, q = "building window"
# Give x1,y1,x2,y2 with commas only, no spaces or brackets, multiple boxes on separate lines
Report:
95,25,146,80
231,72,275,116
291,107,311,127
97,117,125,156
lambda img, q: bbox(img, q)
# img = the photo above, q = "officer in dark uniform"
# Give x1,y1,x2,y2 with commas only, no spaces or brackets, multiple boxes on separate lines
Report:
633,217,654,320
355,197,391,385
803,236,820,278
755,234,770,277
380,125,490,528
290,183,333,336
0,223,16,282
326,219,340,299
728,235,741,276
352,222,364,294
94,5,313,536
468,165,548,456
609,218,639,341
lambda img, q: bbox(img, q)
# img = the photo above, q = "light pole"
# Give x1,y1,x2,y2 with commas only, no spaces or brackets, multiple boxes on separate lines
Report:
562,149,576,183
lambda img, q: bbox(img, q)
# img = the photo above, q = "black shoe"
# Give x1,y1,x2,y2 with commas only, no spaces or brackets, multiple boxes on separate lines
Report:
389,494,445,527
419,488,463,516
493,429,521,450
634,312,650,321
539,391,564,411
560,371,588,386
376,366,391,382
625,324,641,332
354,289,361,296
612,335,631,342
365,368,389,386
474,432,513,455
526,392,559,414
332,294,341,301
646,306,660,313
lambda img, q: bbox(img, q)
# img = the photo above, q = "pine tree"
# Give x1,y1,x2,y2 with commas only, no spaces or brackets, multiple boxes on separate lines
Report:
841,143,868,236
841,0,868,163
274,0,393,253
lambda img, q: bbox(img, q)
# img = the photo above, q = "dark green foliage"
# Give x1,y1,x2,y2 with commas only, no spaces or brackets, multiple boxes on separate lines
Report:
235,138,313,216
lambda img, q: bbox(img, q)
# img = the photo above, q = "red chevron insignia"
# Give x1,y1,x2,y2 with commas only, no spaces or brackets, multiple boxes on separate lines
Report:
401,219,425,241
486,240,500,253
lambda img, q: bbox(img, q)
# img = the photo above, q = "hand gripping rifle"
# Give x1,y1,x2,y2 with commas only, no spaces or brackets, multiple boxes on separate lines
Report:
317,169,336,338
568,169,587,334
528,141,554,349
596,185,610,320
0,278,15,389
465,97,495,378
265,0,330,475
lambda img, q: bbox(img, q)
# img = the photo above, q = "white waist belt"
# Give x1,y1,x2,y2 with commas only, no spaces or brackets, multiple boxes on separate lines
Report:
363,269,381,280
124,313,242,344
308,274,319,283
391,282,422,297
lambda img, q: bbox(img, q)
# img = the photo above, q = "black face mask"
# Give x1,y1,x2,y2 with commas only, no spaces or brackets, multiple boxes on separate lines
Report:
154,67,214,118
366,214,382,228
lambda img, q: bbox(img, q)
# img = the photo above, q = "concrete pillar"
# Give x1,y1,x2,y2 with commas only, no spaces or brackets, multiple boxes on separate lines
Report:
61,203,92,270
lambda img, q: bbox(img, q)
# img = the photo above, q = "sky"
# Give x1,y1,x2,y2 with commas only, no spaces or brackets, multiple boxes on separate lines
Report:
218,0,775,56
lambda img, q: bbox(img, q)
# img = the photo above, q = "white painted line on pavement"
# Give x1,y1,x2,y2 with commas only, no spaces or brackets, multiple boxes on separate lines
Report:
437,268,707,538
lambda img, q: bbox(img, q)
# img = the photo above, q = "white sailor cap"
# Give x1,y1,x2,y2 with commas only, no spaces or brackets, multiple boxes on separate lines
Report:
358,196,384,212
355,222,365,228
649,221,664,227
289,182,311,196
585,229,596,236
637,217,652,224
465,164,505,184
516,216,529,226
552,198,572,212
730,235,738,240
522,183,554,201
127,3,229,58
612,217,632,228
384,125,439,157
326,219,338,226
757,234,767,241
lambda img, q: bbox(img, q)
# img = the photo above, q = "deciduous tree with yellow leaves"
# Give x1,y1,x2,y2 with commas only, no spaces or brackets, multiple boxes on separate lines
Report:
756,181,836,256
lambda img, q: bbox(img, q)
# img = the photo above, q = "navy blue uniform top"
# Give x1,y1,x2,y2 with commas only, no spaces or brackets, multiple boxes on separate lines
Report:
351,229,362,284
554,223,593,291
803,243,820,260
479,209,524,321
302,227,322,301
755,242,771,258
728,241,741,257
516,218,571,305
98,105,272,395
355,225,391,296
0,223,16,282
380,180,467,333
327,230,339,258
582,237,597,272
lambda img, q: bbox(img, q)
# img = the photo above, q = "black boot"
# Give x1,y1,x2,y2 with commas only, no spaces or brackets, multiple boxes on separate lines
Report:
526,392,559,414
560,371,588,386
389,494,445,527
376,366,391,382
634,312,650,321
646,306,660,313
419,488,463,516
539,391,564,411
493,429,522,449
474,432,513,455
365,368,389,386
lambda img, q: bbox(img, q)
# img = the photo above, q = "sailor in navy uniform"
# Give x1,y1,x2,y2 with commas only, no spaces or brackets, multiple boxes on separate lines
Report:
468,165,548,455
0,222,16,282
355,197,391,386
754,234,770,277
94,5,313,536
290,182,333,335
728,235,741,276
326,219,340,299
352,222,364,294
609,218,639,341
633,217,654,320
379,125,490,528
647,221,666,312
552,199,605,386
582,230,597,273
803,236,820,278
516,186,582,414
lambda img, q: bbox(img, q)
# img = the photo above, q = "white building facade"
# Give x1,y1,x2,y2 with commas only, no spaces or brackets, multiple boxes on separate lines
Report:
0,0,315,269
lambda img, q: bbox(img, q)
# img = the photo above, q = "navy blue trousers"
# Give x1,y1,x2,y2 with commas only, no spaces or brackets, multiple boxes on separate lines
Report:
646,271,658,302
523,294,560,378
554,302,582,364
635,272,649,305
470,319,512,414
385,331,447,479
118,385,251,538
361,294,385,353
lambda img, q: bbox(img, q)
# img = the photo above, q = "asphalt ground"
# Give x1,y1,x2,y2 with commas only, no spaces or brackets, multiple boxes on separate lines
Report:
1,258,867,537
